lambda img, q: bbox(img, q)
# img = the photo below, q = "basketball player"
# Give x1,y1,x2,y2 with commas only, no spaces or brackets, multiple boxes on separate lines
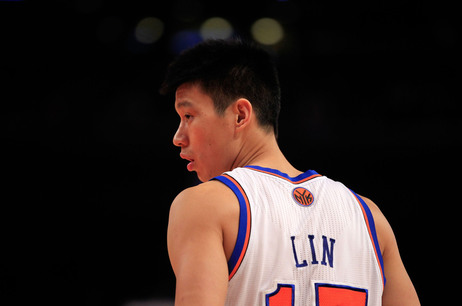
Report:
161,39,419,305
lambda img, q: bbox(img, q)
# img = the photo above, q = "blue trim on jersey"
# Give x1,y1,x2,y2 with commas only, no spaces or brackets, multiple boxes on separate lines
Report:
350,189,386,286
213,175,250,278
245,165,320,183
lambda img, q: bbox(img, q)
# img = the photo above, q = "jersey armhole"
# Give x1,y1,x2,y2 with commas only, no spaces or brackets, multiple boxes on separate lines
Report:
349,189,387,288
213,174,251,280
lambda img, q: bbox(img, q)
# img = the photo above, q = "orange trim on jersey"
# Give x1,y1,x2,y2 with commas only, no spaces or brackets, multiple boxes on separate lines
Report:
220,174,252,280
351,191,386,289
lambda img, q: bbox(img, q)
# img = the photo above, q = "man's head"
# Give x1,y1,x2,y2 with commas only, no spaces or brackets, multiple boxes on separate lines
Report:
161,39,281,136
161,39,281,181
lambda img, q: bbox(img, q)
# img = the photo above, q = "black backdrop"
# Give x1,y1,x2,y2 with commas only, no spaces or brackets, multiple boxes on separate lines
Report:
2,0,460,305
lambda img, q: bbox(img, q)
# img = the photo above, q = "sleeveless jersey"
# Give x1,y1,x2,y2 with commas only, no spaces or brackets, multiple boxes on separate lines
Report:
213,165,385,306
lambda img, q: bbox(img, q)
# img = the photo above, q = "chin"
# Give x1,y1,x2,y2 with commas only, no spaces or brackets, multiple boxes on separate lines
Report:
195,170,209,183
196,168,222,183
196,174,208,183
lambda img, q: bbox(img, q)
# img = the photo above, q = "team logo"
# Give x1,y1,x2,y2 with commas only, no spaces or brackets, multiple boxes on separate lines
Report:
292,187,314,207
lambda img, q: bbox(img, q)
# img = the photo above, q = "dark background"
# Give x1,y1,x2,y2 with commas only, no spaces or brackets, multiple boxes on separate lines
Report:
1,0,459,305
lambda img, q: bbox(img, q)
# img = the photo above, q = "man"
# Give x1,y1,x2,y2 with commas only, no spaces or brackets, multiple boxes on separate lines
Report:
161,39,419,305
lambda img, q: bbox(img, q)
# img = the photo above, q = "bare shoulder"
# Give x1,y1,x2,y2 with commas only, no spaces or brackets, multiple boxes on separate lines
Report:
358,195,394,255
359,195,420,305
169,180,240,255
167,181,239,305
170,180,238,219
358,194,383,217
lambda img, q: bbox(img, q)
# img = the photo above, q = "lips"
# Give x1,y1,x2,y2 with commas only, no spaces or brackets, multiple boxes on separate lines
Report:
180,153,195,172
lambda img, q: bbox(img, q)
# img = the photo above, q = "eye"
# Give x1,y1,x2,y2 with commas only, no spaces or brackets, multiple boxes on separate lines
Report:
184,114,192,120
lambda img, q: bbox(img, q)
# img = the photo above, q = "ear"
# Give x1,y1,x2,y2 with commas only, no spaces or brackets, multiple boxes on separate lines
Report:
233,98,253,129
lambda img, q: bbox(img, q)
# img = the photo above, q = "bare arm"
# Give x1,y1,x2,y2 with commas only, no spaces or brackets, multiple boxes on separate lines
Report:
167,183,235,306
360,196,420,306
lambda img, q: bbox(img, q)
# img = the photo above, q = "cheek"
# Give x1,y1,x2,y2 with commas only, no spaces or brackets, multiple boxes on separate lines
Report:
208,133,236,165
192,115,235,161
199,128,232,161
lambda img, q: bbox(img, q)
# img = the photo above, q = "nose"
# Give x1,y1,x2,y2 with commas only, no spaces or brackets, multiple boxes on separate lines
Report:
173,123,188,147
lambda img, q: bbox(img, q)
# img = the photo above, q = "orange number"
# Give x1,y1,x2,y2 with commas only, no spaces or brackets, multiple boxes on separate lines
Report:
315,283,367,306
266,284,294,306
266,283,367,306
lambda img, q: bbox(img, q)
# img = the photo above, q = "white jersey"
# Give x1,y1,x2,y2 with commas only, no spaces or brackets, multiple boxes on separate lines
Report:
213,166,385,306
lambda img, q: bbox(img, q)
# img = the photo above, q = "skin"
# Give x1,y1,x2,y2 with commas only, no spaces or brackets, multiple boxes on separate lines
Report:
168,82,420,305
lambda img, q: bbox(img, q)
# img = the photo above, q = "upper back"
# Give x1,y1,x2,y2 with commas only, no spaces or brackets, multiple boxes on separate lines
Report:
213,166,385,306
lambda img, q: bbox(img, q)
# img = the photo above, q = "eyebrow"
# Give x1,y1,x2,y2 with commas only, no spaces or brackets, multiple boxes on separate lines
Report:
175,101,193,109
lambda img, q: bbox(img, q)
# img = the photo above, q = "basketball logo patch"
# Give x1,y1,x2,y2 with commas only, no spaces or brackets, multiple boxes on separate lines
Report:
292,187,314,207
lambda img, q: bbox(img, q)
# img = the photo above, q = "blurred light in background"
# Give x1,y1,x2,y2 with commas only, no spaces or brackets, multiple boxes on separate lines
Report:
171,30,202,54
200,17,233,40
135,17,164,44
251,18,284,45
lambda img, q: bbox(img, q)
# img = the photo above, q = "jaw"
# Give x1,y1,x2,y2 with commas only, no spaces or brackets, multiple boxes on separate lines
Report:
196,168,222,183
195,161,233,182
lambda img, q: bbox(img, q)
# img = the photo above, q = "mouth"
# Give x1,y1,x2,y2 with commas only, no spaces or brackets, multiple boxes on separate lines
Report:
180,153,195,172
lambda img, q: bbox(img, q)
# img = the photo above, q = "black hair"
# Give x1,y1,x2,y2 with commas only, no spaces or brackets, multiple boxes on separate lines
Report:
160,39,281,137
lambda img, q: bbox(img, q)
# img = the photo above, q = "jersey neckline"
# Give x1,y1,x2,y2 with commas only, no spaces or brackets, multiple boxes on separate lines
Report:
244,165,321,184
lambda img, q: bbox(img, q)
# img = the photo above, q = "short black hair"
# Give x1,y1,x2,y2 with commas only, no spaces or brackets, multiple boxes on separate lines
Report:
160,39,281,137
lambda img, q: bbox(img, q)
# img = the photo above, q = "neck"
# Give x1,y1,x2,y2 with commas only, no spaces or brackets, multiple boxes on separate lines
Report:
230,129,302,177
